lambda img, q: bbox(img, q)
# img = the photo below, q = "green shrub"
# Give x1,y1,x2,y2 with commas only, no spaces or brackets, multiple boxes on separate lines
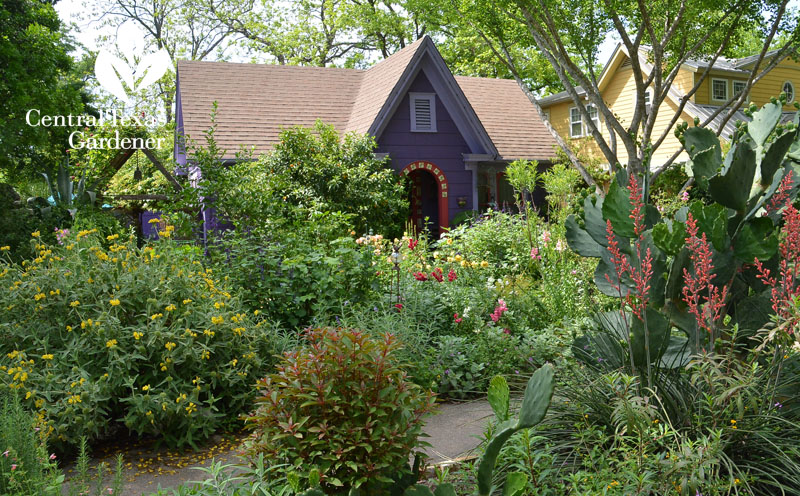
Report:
0,230,274,451
0,182,72,262
207,214,378,327
0,391,62,495
244,327,435,493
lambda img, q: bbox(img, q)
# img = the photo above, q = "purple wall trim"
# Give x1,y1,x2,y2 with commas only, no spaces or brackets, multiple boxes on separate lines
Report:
376,71,474,219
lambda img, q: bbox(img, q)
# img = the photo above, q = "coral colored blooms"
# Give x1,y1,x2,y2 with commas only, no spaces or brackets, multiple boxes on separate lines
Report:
490,299,508,322
755,175,800,330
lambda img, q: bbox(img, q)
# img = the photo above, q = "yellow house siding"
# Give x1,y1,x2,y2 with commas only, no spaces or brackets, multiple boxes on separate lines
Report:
748,60,800,110
545,101,605,159
541,64,693,168
673,68,695,100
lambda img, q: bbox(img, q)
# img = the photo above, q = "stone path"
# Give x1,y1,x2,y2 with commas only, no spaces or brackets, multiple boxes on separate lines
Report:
64,400,494,495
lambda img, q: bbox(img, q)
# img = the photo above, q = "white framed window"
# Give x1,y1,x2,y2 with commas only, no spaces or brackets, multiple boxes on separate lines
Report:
712,78,728,101
585,104,600,134
410,93,436,132
569,107,583,137
783,81,794,103
733,80,748,99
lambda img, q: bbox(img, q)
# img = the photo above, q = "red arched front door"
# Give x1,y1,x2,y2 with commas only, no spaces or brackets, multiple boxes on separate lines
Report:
400,161,449,237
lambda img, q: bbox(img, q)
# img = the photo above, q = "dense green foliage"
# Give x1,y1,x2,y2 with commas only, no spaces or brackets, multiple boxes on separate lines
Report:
0,391,62,495
200,121,407,237
0,0,88,178
244,327,436,493
0,231,274,452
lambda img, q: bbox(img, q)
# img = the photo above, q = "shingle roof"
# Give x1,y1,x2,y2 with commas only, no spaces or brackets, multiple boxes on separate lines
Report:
346,37,426,135
456,76,555,159
177,61,362,158
177,37,554,161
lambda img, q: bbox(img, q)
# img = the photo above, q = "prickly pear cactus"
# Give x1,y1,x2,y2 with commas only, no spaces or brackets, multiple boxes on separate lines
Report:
567,100,800,364
403,365,555,496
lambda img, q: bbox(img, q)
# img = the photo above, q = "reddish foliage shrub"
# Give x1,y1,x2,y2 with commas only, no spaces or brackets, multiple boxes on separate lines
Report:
244,327,435,492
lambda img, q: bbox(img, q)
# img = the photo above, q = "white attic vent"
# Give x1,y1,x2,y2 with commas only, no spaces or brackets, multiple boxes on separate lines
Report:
410,93,436,132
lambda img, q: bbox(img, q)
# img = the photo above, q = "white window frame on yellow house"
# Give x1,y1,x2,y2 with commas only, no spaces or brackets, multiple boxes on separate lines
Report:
569,106,583,137
569,104,600,138
712,78,728,102
585,104,600,135
733,80,748,101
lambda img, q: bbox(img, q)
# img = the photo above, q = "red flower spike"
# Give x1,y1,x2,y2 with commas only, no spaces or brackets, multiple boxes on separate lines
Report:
394,303,403,312
408,238,418,251
681,213,728,335
448,269,457,282
765,171,794,216
755,197,800,330
413,272,428,281
431,268,443,282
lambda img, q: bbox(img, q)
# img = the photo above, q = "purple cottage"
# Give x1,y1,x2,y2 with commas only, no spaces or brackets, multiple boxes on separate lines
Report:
174,36,556,238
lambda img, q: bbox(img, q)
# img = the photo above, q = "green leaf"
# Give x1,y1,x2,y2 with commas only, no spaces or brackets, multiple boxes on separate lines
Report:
690,146,722,190
566,214,604,258
760,128,797,186
748,101,783,146
602,170,635,238
404,485,436,496
503,473,528,496
733,218,779,263
477,425,517,496
684,127,722,162
652,220,686,256
708,140,757,211
433,484,458,496
517,364,555,429
582,195,610,248
630,306,671,368
487,375,510,422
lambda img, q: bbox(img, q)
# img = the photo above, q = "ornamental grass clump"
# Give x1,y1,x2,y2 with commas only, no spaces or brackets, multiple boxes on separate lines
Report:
0,230,274,452
244,327,436,494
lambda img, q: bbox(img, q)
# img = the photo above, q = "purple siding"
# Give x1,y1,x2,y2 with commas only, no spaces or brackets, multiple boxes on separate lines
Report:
376,72,474,219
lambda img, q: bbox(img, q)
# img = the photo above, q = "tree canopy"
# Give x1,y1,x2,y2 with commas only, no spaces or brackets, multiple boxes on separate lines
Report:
452,0,799,188
0,0,89,179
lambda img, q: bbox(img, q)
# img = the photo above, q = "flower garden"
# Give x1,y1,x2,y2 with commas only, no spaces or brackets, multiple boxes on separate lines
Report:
1,101,800,496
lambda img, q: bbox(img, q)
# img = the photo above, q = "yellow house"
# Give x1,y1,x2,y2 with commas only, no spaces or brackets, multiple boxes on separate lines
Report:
539,45,800,169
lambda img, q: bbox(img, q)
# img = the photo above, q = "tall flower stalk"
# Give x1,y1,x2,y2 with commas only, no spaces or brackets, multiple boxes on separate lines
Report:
604,174,655,388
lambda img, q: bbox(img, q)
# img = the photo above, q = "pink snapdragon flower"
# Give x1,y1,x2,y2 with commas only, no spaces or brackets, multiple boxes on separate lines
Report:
490,299,508,322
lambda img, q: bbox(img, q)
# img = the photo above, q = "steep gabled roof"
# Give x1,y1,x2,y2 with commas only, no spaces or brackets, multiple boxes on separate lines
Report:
177,36,554,161
346,37,426,135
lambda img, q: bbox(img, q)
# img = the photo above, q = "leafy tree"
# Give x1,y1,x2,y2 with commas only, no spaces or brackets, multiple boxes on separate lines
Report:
85,0,234,121
454,0,799,189
0,0,89,179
